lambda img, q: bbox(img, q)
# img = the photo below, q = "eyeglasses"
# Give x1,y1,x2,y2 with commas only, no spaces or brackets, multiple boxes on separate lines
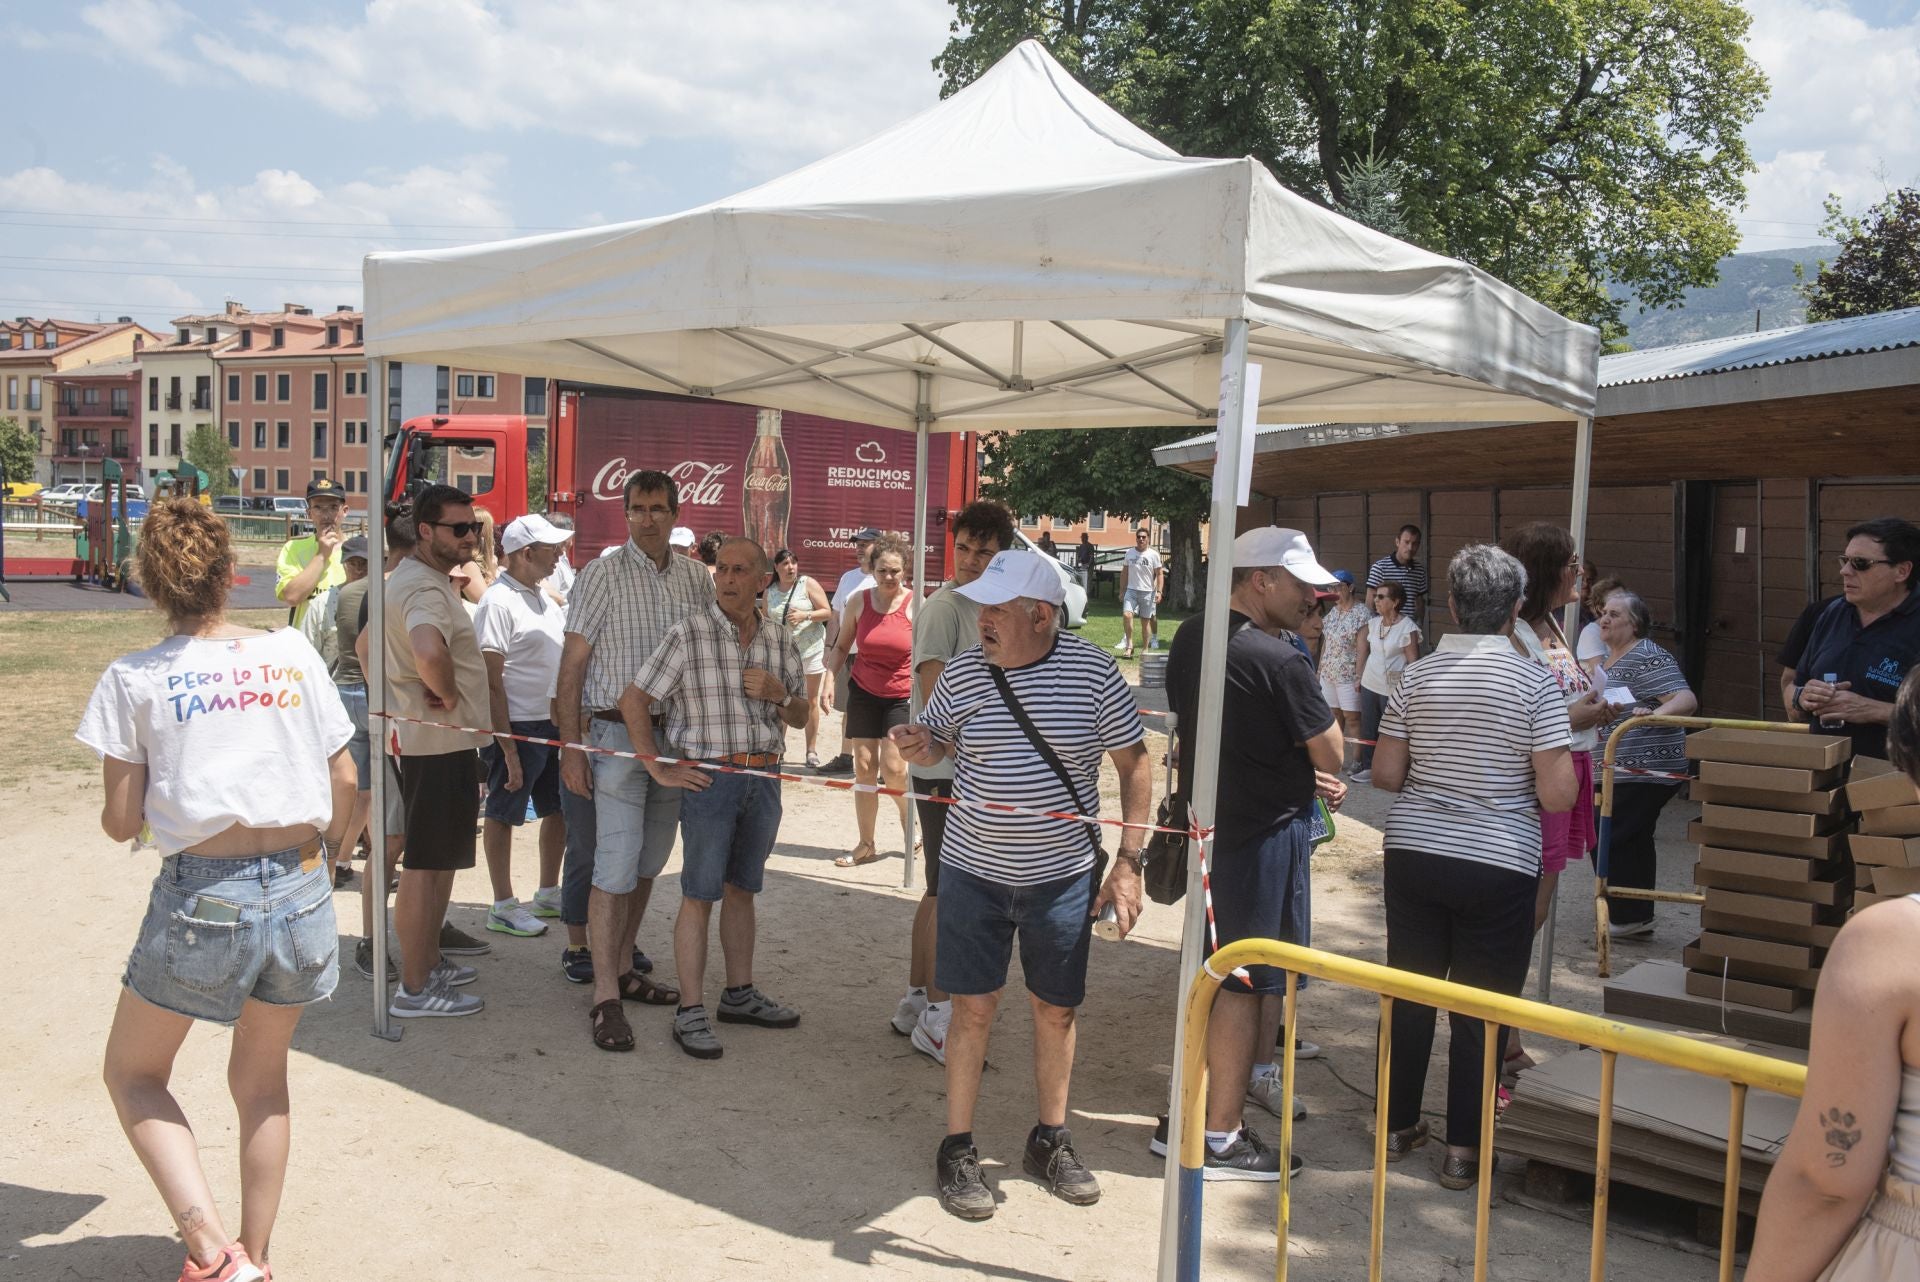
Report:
1839,555,1893,573
626,505,674,520
421,520,480,537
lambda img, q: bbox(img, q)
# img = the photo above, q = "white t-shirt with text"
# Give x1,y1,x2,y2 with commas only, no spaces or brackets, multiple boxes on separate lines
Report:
1124,547,1162,594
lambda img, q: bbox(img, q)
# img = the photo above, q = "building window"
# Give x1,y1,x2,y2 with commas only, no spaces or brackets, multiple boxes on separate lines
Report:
271,327,285,348
1020,513,1039,527
42,326,55,347
253,373,267,402
177,327,190,344
0,332,9,349
325,324,339,346
342,471,356,494
148,377,158,411
227,373,240,402
436,366,449,413
4,376,14,411
275,469,289,492
524,376,547,415
1088,511,1107,531
313,372,328,410
25,378,39,411
343,370,358,396
252,467,267,492
253,421,267,449
456,373,475,398
477,375,495,398
355,322,363,342
275,421,290,449
110,388,128,415
1052,516,1073,530
275,373,290,402
83,387,100,408
227,420,240,448
149,424,160,454
312,421,327,459
239,330,252,350
169,425,182,456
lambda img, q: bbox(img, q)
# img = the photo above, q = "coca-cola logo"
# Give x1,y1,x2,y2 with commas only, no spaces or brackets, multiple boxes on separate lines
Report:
590,456,631,500
744,473,789,493
589,457,734,505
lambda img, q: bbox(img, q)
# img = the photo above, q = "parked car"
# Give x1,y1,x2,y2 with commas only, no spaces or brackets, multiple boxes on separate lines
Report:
39,483,86,504
1011,529,1089,628
213,495,275,514
271,497,308,517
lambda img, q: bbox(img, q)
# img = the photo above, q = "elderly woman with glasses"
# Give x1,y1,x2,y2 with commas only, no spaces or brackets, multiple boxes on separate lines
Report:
1790,517,1920,761
1369,544,1576,1191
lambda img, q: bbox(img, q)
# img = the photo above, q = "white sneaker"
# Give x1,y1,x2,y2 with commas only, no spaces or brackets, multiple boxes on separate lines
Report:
528,886,563,918
1246,1068,1307,1121
1294,1038,1323,1060
891,988,929,1036
487,898,548,937
911,1001,951,1065
1608,919,1655,939
1350,768,1373,785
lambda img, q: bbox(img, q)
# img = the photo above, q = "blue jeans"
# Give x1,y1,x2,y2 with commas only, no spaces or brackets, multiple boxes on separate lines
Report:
336,683,370,789
124,845,338,1024
936,862,1097,1008
480,718,562,824
1358,686,1388,771
559,774,596,929
677,771,783,902
1210,814,1313,995
588,719,682,895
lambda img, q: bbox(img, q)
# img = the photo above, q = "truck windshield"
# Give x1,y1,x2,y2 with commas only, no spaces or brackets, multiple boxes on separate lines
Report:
403,437,497,507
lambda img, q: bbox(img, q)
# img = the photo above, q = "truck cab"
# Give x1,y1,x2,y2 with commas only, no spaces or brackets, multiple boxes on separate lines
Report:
385,414,528,527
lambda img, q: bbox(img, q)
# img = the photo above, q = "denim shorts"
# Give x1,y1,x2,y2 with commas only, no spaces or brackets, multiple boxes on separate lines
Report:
336,683,371,790
936,862,1097,1008
481,719,563,825
1210,813,1313,996
677,771,783,902
589,719,681,894
124,844,339,1024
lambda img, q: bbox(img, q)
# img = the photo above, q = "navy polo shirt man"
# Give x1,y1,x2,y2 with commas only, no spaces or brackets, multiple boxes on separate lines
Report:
1791,517,1920,761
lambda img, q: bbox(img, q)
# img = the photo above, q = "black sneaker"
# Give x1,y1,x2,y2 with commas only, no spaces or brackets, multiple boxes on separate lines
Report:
439,921,492,956
936,1140,995,1220
817,752,855,776
1149,1114,1170,1157
560,946,593,984
1205,1126,1299,1183
632,948,654,975
353,938,397,982
1023,1127,1100,1205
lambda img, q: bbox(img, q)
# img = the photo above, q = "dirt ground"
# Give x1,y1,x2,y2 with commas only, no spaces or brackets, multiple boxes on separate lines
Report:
0,611,1735,1281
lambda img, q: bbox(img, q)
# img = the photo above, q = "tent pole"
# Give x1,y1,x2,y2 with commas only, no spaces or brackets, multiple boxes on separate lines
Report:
904,372,931,891
1156,318,1251,1282
367,356,400,1041
1538,412,1594,1003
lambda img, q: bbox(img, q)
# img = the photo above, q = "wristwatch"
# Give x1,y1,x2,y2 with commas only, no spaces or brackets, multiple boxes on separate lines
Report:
1115,850,1144,871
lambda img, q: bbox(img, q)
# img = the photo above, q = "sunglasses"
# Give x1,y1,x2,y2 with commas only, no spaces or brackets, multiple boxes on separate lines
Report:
1839,555,1893,573
421,520,481,537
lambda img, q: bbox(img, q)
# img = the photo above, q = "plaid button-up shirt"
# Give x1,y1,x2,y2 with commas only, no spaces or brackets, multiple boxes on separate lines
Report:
566,541,715,713
633,603,806,759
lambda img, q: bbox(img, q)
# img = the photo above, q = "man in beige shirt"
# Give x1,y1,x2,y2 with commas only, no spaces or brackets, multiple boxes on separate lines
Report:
382,484,499,1018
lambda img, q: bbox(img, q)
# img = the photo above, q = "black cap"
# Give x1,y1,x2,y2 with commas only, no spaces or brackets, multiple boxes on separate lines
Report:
306,476,342,501
850,527,881,543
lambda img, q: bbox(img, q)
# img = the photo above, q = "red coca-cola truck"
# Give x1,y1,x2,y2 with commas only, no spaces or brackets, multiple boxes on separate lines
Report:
383,384,978,583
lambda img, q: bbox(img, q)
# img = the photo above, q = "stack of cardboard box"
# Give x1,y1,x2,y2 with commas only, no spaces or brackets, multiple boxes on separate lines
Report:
1848,757,1920,908
1681,727,1854,1013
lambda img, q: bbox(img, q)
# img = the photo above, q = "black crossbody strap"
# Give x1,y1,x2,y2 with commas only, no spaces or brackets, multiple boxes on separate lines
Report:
987,665,1101,856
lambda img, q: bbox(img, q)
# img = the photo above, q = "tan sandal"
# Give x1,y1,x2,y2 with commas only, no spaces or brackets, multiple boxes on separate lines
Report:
835,841,880,868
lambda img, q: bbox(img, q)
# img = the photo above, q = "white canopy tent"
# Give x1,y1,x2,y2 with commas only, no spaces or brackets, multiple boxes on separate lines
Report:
361,39,1597,1278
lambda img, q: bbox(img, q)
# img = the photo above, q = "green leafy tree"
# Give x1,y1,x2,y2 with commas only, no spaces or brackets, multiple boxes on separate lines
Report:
1801,188,1920,321
0,416,37,488
184,424,235,498
980,426,1210,608
526,448,548,514
936,0,1768,331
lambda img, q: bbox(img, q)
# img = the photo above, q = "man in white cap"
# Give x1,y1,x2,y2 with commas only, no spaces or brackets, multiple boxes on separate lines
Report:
473,513,575,938
891,549,1150,1221
669,525,697,556
1159,527,1346,1182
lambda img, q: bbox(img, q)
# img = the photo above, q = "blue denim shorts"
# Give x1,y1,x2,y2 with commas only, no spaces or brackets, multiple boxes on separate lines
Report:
936,862,1097,1008
678,771,783,902
124,844,339,1024
588,719,681,895
480,719,563,825
336,683,371,790
1210,814,1313,996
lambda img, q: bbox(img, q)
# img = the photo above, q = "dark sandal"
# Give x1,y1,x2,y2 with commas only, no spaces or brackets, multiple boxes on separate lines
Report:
618,970,680,1006
590,999,635,1052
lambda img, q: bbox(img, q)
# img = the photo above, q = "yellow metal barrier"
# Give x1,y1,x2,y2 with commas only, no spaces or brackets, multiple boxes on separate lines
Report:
1174,938,1805,1282
1593,715,1808,977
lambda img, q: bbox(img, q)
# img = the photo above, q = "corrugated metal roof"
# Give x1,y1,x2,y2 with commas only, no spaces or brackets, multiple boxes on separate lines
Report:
1600,305,1920,386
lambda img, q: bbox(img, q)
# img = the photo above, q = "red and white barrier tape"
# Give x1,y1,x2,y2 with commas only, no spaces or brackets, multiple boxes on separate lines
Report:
371,710,1211,842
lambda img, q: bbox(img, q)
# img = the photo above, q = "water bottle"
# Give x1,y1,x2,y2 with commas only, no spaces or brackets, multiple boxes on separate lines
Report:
1820,672,1845,731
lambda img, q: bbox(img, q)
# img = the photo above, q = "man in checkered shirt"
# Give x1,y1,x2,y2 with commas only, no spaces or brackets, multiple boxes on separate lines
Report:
618,537,810,1060
557,469,714,1042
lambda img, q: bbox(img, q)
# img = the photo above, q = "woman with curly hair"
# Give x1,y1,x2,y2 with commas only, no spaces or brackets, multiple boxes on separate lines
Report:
78,499,355,1282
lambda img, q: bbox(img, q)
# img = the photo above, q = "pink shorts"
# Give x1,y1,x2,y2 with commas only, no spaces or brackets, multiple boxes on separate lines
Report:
1540,750,1596,876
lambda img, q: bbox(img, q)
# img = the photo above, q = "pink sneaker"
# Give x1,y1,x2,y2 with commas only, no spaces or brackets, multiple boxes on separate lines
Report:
178,1243,265,1282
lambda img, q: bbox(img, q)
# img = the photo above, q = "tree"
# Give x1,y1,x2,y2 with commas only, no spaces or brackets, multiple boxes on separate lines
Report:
184,424,235,498
936,0,1768,332
0,417,36,488
979,426,1211,608
1802,188,1920,322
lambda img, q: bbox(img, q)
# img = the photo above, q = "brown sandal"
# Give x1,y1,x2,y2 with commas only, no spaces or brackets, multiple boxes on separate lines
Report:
835,841,880,868
618,970,680,1006
590,999,635,1052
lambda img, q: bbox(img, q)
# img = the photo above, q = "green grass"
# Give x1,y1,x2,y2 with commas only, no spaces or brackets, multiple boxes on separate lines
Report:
1074,592,1194,659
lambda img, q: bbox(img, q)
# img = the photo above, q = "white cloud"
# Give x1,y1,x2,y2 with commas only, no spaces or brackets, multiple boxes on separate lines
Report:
1741,0,1920,246
78,0,198,83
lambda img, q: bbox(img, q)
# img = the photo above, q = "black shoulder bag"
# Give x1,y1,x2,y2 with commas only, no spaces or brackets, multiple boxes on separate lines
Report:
1142,731,1191,905
985,666,1108,887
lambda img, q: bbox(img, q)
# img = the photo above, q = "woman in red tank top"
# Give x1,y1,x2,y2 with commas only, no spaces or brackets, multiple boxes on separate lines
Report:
825,533,916,866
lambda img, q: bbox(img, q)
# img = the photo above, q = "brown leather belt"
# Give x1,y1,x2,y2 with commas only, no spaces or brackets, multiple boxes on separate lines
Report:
708,751,780,768
592,709,663,725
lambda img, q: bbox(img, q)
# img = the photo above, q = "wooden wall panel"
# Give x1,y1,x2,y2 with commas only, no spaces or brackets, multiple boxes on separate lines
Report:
1759,477,1810,716
1701,482,1763,719
1315,494,1366,586
1816,481,1920,597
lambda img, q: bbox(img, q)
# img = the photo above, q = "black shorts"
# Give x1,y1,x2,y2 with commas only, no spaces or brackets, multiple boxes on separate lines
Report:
912,776,953,896
845,676,910,740
398,749,481,872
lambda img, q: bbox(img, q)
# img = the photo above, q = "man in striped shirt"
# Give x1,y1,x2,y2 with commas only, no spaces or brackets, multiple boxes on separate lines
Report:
1367,524,1430,625
892,549,1151,1221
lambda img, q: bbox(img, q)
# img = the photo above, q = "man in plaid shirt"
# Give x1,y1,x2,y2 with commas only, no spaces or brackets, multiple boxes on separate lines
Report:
619,537,810,1060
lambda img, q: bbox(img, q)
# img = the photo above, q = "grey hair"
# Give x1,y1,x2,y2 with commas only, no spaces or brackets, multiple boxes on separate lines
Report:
545,511,574,531
1449,544,1527,633
1018,597,1064,634
1606,589,1652,639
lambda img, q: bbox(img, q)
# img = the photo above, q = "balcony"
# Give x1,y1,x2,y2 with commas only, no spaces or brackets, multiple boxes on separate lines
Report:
57,402,132,420
191,393,213,411
165,392,183,410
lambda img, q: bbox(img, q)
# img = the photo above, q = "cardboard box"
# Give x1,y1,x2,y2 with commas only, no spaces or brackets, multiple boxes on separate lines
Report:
1703,887,1844,926
1866,864,1920,896
1859,805,1920,837
1685,727,1852,771
1698,803,1846,839
1697,846,1829,882
1851,833,1920,868
1688,781,1844,816
1701,909,1840,947
1684,940,1822,990
1689,820,1844,859
1684,967,1809,1012
1698,929,1826,971
1691,863,1849,905
1846,757,1920,812
1699,759,1844,793
1858,866,1878,892
1853,889,1898,912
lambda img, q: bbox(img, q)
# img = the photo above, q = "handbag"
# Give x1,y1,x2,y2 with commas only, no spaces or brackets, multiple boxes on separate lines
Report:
1142,790,1191,906
985,666,1108,885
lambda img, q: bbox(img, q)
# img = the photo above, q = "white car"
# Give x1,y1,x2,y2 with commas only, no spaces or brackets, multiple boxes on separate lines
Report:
271,497,309,517
1012,530,1089,628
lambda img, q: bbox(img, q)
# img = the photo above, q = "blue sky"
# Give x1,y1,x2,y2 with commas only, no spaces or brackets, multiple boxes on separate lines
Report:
3,0,1916,330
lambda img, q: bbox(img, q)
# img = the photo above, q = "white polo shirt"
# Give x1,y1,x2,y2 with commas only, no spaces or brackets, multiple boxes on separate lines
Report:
474,571,567,722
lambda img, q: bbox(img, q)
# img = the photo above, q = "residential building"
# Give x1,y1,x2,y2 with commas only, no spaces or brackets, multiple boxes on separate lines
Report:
0,316,160,483
139,303,246,487
49,356,141,487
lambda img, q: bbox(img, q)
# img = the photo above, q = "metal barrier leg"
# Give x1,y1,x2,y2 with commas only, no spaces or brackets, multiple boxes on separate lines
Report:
1475,1020,1498,1282
1591,1050,1616,1282
1720,1083,1748,1282
1370,995,1392,1282
1278,974,1297,1282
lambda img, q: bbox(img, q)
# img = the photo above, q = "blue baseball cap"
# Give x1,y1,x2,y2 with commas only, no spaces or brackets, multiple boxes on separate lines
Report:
1332,568,1355,586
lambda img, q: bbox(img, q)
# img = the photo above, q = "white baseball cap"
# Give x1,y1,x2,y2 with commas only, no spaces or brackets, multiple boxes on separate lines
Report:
668,526,696,548
954,550,1065,607
500,513,574,554
1233,527,1338,587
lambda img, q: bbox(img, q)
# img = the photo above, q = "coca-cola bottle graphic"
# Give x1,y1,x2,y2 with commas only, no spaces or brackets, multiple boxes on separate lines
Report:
742,408,791,554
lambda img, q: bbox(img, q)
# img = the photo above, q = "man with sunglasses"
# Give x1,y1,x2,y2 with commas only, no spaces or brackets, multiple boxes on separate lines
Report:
1790,517,1920,760
382,484,498,1018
